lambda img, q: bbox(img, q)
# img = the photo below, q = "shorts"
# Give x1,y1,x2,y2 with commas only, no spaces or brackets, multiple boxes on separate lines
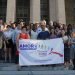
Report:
6,39,13,48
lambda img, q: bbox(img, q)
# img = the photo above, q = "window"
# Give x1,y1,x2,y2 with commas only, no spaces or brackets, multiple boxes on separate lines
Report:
40,0,49,23
0,0,7,22
16,0,30,23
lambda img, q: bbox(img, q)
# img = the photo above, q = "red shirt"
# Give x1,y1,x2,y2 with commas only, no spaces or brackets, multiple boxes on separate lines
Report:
19,33,29,39
16,33,29,56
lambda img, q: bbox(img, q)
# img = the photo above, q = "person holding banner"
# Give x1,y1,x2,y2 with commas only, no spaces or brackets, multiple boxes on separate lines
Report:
16,26,30,70
37,20,50,67
37,20,50,40
61,29,70,70
16,26,30,48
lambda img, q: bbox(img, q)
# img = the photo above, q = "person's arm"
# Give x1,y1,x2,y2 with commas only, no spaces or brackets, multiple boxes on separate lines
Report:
2,33,6,52
11,30,15,43
16,33,20,50
3,40,6,52
3,32,9,44
28,34,30,39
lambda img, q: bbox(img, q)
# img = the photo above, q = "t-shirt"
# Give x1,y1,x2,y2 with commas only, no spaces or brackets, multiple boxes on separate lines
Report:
4,30,13,39
19,33,29,39
71,37,75,48
37,27,49,34
12,29,21,43
37,31,50,40
62,35,69,48
31,30,38,39
62,36,68,43
50,34,57,39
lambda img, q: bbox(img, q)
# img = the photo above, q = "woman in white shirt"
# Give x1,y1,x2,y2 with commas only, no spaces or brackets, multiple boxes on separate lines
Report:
4,25,13,62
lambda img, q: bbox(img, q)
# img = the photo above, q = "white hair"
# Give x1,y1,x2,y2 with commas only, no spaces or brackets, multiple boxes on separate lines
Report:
40,20,46,25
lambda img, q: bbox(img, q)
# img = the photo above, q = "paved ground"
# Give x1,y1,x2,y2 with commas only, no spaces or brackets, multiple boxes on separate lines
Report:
0,63,75,75
0,71,75,75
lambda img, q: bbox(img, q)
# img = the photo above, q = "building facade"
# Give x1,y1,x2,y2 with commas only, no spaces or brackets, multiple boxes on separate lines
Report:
0,0,75,24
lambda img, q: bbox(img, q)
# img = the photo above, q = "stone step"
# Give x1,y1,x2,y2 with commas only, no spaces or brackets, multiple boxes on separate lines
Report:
20,65,64,71
0,71,75,75
0,63,17,71
0,64,64,71
0,63,16,67
0,63,74,71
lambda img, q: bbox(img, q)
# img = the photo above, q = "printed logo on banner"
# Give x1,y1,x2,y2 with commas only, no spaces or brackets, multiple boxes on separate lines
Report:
38,51,48,57
49,48,63,57
37,48,63,57
19,43,37,50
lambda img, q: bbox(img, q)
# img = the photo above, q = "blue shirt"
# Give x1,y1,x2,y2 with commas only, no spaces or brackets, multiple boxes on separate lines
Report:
37,31,50,40
11,29,21,43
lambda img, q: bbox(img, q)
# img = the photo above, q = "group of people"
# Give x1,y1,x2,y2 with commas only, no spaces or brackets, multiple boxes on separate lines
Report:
0,19,75,70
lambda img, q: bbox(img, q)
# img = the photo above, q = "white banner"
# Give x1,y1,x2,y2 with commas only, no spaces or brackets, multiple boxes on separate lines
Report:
19,38,64,66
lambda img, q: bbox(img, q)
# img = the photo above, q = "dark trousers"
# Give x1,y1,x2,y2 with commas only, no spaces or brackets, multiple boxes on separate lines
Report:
15,54,19,64
73,58,75,65
0,49,3,60
13,44,19,64
12,43,18,63
73,58,75,68
73,53,75,69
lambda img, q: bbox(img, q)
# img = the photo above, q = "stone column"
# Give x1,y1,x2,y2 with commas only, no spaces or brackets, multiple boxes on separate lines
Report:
49,0,66,24
6,0,16,24
30,0,40,23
